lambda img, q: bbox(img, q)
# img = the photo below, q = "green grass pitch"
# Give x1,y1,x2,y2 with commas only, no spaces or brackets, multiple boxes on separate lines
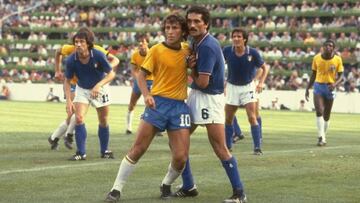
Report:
0,101,359,203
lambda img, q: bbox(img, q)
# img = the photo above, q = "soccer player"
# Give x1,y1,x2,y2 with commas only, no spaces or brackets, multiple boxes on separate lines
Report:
105,14,191,202
305,39,344,146
175,6,247,203
125,37,150,135
125,37,163,137
48,27,119,150
223,28,269,154
64,30,116,160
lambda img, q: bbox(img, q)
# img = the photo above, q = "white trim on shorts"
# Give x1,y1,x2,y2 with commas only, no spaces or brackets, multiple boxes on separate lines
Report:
187,89,225,124
73,85,111,108
226,81,257,106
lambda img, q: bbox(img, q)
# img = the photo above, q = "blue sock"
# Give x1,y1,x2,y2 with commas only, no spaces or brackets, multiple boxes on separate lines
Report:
181,158,195,190
221,156,243,190
75,124,87,155
225,124,233,149
251,125,261,149
98,125,109,154
257,117,262,139
233,117,242,136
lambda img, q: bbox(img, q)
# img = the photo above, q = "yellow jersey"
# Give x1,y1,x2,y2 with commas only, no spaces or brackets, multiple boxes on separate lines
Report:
312,53,344,84
61,44,109,84
142,42,190,100
130,50,153,81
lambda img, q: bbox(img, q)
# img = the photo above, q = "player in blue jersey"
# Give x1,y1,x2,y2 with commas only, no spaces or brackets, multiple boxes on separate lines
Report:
64,30,116,160
105,14,192,202
174,6,247,203
305,39,344,146
223,27,269,155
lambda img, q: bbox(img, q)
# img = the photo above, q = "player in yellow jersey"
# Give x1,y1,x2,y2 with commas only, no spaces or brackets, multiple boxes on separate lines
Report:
48,27,119,150
305,39,344,146
105,14,192,202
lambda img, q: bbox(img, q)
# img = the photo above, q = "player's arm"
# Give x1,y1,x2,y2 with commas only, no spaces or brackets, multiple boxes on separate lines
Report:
256,63,269,93
54,48,64,80
329,72,344,91
91,53,116,99
130,64,139,82
138,68,155,108
191,72,210,89
107,53,120,70
305,70,317,101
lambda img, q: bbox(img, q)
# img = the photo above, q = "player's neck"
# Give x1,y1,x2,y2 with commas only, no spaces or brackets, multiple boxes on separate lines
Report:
193,32,208,44
78,50,90,63
321,52,334,60
234,45,245,56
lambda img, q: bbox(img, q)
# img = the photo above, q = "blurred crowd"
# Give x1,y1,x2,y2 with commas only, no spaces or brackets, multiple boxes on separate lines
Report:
0,0,360,92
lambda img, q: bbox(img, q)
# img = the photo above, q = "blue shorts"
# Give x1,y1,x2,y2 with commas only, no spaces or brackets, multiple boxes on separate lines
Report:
313,82,336,100
133,80,153,95
142,96,191,132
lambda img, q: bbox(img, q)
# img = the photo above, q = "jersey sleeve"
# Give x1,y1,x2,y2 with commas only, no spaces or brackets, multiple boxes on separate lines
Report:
65,56,75,79
93,44,109,56
252,49,264,68
61,45,75,57
95,51,112,73
337,56,344,73
130,51,138,65
197,46,216,75
311,55,318,71
141,46,156,74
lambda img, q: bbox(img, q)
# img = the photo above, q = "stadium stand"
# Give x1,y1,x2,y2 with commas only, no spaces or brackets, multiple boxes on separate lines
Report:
0,0,359,92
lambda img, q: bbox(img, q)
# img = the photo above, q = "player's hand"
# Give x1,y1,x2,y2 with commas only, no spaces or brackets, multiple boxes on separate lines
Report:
305,89,310,102
256,82,264,93
66,101,74,116
91,85,101,99
186,53,197,69
144,95,156,109
54,71,64,81
328,83,336,91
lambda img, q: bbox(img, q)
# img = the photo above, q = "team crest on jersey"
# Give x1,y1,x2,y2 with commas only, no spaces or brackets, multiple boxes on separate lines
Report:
329,65,336,72
247,55,252,62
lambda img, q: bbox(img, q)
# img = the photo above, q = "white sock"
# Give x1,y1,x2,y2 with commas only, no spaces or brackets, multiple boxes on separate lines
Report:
161,163,183,186
316,116,325,141
323,120,330,142
126,111,134,131
112,156,136,192
65,114,76,136
50,120,68,140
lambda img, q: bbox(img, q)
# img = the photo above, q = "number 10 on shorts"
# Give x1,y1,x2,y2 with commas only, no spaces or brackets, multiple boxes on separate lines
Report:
180,114,191,127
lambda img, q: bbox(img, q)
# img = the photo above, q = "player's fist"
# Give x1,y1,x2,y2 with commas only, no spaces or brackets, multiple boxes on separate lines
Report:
186,53,197,69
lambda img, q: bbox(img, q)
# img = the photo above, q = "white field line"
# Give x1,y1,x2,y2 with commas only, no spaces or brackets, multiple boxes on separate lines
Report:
0,145,357,176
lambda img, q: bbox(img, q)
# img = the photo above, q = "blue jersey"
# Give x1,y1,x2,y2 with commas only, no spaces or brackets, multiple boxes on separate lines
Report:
65,49,112,89
223,46,264,85
191,34,225,95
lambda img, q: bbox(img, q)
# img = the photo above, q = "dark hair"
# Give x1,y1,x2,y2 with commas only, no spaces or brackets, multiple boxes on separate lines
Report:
323,39,335,47
186,6,211,30
72,30,94,50
78,27,95,42
231,28,249,46
162,14,188,41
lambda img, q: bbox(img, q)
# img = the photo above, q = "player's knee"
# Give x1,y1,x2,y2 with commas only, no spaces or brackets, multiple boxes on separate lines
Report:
99,117,108,127
75,115,84,125
248,115,257,125
225,117,233,125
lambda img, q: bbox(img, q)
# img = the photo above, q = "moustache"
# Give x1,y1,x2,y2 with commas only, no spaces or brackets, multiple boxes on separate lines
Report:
190,28,197,31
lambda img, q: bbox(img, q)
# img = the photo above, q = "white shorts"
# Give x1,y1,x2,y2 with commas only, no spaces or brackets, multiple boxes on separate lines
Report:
73,85,111,108
187,89,225,124
226,81,257,106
